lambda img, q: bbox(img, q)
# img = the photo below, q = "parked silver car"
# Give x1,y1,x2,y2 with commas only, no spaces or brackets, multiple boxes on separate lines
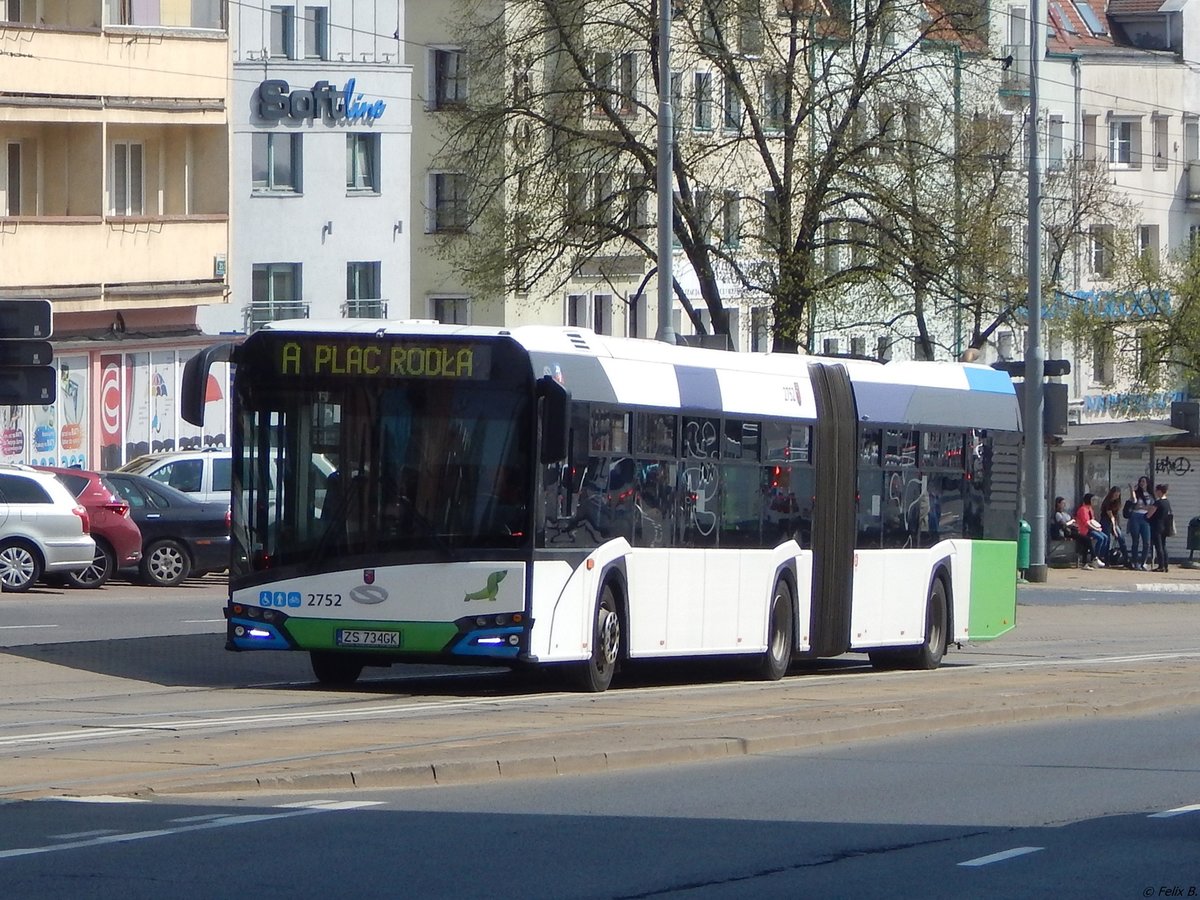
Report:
0,465,96,592
116,448,231,504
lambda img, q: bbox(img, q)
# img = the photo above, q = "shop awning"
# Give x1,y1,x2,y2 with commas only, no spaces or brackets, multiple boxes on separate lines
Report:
1053,420,1188,448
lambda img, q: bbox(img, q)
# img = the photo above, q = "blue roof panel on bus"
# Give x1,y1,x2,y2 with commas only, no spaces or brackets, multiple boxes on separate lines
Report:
676,366,722,412
964,366,1016,394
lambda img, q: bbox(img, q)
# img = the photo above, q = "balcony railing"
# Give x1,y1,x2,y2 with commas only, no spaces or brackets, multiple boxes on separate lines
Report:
342,299,388,319
244,301,309,333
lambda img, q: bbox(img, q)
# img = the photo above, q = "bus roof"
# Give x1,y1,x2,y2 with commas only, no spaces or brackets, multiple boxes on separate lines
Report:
255,320,1020,432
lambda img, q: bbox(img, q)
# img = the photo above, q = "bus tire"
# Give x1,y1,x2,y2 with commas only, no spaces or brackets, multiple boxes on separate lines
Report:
571,583,622,693
906,577,949,670
310,651,364,686
755,578,794,681
869,578,948,671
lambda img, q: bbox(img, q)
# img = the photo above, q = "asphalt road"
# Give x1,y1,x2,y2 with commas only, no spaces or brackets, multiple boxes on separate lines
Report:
1,707,1196,899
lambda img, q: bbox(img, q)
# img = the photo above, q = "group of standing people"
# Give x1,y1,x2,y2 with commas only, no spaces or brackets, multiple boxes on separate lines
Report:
1052,476,1174,571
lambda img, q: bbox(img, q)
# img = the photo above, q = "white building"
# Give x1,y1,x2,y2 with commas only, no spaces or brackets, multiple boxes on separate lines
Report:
199,2,413,335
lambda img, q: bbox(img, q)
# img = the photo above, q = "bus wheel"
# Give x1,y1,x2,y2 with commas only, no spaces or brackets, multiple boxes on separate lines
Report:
907,578,948,670
572,584,622,693
755,578,794,681
310,651,364,686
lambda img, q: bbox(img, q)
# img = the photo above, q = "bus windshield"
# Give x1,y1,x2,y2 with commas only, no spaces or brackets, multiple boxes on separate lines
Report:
235,378,532,576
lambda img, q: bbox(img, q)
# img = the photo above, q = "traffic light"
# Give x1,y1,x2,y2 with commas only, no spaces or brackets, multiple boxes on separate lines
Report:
0,300,55,404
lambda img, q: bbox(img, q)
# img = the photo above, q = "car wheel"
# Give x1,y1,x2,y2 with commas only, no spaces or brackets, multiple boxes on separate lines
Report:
0,540,43,593
141,539,190,587
67,539,116,589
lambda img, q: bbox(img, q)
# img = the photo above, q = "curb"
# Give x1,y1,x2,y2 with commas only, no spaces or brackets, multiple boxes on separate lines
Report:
125,687,1200,798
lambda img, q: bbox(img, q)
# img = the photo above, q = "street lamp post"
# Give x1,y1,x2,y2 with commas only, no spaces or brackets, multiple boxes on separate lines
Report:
655,0,676,345
1023,0,1048,583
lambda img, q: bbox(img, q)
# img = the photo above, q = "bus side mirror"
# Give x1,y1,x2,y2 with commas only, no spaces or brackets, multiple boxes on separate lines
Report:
537,375,571,464
181,342,235,426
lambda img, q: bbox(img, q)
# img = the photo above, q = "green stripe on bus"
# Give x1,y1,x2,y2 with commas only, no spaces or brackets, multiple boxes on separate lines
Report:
967,541,1017,640
283,618,460,653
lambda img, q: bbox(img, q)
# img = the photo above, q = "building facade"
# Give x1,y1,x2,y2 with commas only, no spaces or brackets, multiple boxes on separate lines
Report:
198,1,413,337
0,0,231,469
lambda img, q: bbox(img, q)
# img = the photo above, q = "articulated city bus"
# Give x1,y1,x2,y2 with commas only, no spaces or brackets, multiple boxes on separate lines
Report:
182,322,1021,690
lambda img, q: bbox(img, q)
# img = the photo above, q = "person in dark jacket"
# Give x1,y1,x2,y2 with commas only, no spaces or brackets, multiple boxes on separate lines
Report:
1149,483,1173,572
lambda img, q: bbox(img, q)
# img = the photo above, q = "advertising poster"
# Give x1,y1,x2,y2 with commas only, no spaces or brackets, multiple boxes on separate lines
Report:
1,404,25,465
151,351,176,452
30,401,56,466
99,353,123,470
124,352,151,461
58,356,87,468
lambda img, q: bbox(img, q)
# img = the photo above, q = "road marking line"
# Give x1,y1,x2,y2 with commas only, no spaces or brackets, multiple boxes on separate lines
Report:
0,807,334,860
51,830,120,840
1149,803,1200,818
42,795,149,804
181,619,224,624
958,847,1043,867
0,624,57,630
168,814,231,823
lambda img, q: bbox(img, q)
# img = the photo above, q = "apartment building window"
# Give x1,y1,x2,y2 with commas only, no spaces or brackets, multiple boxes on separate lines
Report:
1093,328,1115,384
1139,224,1159,265
876,335,892,361
823,338,840,356
346,133,379,192
1108,118,1140,168
1186,118,1200,163
1082,115,1097,162
694,72,713,130
431,48,467,110
250,263,305,330
912,337,932,361
593,294,614,335
1089,224,1114,277
762,190,781,246
2,0,20,22
252,133,301,193
430,173,469,232
763,72,786,130
110,141,144,216
751,307,769,352
4,143,19,216
304,6,328,60
432,296,470,324
345,262,383,318
721,191,740,247
270,5,296,59
723,77,742,130
997,330,1015,361
1009,6,1029,44
739,7,764,55
1047,115,1064,170
109,0,222,27
850,336,866,357
566,294,589,328
629,293,648,339
823,221,842,272
1152,116,1168,169
624,173,650,230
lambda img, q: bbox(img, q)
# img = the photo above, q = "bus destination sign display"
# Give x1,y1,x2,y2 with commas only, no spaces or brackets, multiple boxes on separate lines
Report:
277,340,491,380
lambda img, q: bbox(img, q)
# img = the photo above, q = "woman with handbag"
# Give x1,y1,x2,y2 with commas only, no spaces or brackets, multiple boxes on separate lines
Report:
1149,483,1174,572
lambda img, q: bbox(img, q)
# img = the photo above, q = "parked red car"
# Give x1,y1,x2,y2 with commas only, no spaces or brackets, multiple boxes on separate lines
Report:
36,466,143,588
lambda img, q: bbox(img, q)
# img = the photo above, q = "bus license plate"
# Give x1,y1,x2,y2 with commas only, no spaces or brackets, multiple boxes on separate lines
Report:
336,629,401,648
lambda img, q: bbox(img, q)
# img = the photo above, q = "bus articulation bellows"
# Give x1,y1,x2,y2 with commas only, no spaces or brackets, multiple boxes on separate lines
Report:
182,322,1021,690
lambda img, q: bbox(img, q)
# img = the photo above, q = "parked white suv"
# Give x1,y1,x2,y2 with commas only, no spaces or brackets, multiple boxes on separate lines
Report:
117,448,231,504
0,465,96,592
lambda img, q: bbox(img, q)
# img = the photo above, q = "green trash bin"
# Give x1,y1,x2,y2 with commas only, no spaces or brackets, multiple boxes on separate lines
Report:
1017,519,1031,570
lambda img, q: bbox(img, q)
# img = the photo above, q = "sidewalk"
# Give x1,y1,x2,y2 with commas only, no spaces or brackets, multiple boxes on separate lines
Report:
1023,556,1200,590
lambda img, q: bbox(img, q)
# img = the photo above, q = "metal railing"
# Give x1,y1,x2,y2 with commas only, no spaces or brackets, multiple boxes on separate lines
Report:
244,300,310,333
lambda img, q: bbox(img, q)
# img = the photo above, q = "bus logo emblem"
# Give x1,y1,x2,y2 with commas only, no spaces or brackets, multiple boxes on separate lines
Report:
364,569,375,584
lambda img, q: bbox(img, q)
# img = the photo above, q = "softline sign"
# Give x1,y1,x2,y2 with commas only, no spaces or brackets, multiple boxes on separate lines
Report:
257,77,386,124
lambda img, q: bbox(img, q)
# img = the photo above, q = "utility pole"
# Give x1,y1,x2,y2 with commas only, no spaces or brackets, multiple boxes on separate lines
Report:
1022,0,1047,583
655,0,676,345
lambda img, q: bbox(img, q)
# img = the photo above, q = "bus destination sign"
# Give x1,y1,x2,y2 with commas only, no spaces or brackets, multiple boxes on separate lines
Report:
278,340,491,380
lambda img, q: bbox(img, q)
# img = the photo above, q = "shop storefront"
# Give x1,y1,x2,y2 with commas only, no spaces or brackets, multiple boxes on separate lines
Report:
2,338,230,472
